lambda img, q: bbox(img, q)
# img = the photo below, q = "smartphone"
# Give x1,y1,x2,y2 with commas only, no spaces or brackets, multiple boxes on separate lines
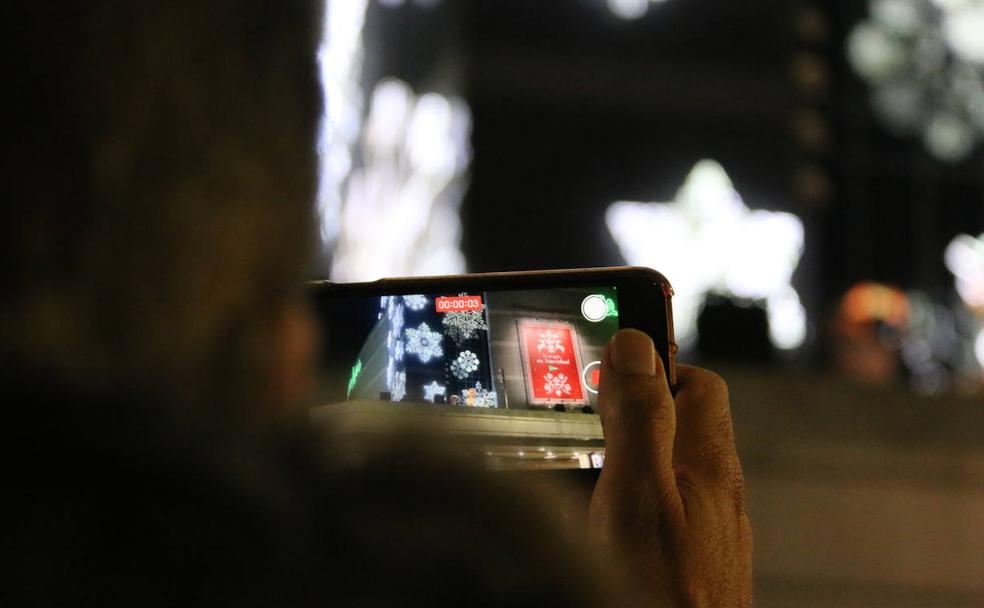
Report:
308,267,675,416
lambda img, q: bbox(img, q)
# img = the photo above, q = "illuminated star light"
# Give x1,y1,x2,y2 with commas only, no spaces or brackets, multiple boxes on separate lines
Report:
422,381,447,403
404,322,444,363
606,160,806,350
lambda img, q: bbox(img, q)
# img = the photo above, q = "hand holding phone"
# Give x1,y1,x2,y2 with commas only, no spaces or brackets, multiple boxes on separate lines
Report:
590,330,753,607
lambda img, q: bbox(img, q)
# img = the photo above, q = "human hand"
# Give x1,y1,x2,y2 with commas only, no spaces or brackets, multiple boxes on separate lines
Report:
589,329,752,607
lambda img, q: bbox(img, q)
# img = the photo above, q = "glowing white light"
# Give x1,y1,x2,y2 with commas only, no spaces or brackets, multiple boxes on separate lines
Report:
848,0,984,161
847,24,907,83
944,233,984,308
318,0,370,245
606,160,806,349
767,287,808,350
606,0,668,19
608,0,649,19
318,1,471,281
942,3,984,64
925,112,976,161
377,0,443,9
330,80,471,281
975,330,984,367
871,0,924,35
945,233,984,373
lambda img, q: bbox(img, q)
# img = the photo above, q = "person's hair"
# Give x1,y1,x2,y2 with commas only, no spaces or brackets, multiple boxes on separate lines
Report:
2,1,323,412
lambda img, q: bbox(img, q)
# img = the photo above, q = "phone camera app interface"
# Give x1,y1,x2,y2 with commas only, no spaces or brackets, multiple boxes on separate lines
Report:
316,286,620,413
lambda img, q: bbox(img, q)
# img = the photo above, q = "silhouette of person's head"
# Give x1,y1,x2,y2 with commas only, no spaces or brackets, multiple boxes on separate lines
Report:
3,1,322,416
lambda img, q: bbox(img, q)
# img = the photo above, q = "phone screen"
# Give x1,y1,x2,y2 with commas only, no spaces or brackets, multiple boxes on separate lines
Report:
312,285,621,412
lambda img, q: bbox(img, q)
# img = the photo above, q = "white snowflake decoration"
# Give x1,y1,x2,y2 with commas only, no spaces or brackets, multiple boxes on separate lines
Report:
461,381,498,408
476,382,498,407
402,294,428,311
606,159,806,350
442,309,488,345
404,322,444,363
390,370,406,402
543,372,573,398
422,381,447,403
537,330,566,354
450,350,480,379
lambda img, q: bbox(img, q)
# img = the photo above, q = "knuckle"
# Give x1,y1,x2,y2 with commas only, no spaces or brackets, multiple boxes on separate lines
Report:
693,369,730,403
692,443,745,490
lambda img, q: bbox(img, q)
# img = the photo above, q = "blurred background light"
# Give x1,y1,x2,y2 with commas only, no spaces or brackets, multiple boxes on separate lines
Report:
847,0,984,162
331,80,471,281
606,160,806,350
317,0,369,247
945,232,984,309
606,0,667,20
945,233,984,369
319,1,471,281
378,0,443,7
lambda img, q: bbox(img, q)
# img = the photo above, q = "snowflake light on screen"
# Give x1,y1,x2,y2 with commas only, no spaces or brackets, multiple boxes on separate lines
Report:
422,380,447,403
450,350,480,379
319,2,472,280
606,160,806,350
461,382,498,407
847,0,984,162
442,307,488,345
404,322,444,363
402,294,428,310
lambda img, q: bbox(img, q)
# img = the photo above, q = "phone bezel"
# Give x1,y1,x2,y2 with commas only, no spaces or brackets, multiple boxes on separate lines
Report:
308,266,676,387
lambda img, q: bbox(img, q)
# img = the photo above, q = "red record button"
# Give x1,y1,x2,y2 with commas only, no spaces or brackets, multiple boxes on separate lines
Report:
435,295,483,313
583,360,602,394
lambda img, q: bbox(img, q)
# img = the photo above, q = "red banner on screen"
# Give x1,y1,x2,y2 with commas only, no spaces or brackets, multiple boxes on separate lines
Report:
435,295,484,313
518,321,586,405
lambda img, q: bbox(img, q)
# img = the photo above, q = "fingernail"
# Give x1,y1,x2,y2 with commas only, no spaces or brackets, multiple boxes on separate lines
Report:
611,329,656,376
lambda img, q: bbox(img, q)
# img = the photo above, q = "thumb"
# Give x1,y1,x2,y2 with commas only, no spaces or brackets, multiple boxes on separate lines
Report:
595,330,681,510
